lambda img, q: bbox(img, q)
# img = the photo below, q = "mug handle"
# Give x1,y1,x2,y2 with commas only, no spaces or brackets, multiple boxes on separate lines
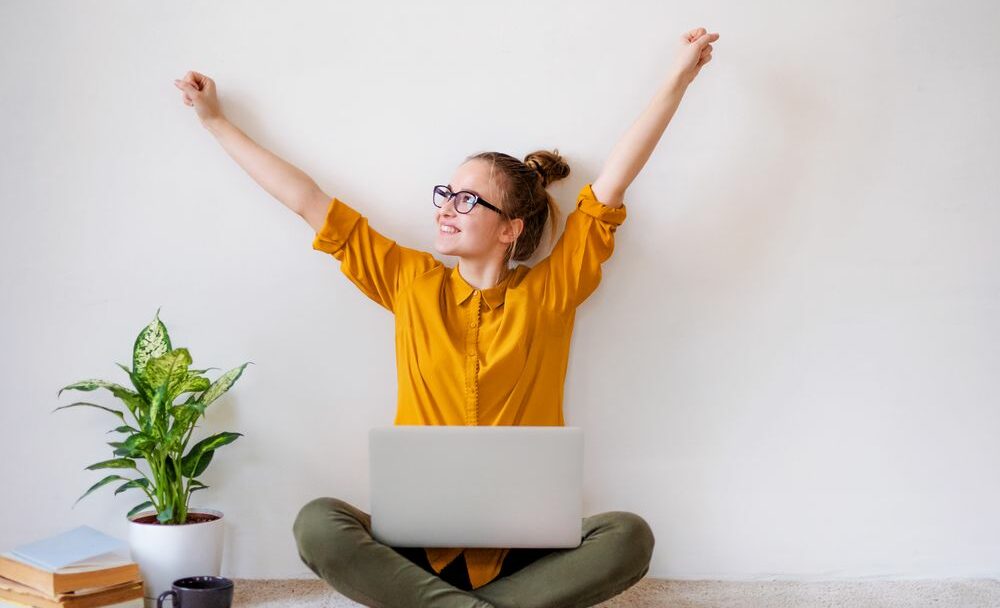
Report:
157,589,178,608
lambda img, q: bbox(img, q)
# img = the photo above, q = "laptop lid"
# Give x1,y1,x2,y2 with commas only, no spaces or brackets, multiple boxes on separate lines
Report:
369,426,583,549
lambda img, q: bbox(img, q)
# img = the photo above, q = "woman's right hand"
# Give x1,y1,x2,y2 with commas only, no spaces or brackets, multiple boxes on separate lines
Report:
173,71,225,125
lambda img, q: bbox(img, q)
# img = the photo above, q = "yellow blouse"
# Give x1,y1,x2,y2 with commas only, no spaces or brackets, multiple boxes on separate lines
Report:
312,182,627,589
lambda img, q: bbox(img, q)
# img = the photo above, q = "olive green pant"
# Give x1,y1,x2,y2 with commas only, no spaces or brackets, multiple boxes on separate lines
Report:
293,496,655,608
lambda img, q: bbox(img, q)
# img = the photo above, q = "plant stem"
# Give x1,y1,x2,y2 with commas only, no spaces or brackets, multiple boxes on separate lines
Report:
171,452,184,523
178,417,200,519
155,450,167,513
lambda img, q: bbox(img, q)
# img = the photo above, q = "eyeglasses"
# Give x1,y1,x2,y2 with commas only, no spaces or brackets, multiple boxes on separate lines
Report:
433,185,504,216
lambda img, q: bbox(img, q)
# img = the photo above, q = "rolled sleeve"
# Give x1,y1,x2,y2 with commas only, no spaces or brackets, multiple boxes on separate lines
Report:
312,196,441,313
312,196,363,256
529,183,628,311
576,182,627,226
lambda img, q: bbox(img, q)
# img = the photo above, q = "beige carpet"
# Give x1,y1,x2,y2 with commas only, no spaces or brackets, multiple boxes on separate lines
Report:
230,577,1000,607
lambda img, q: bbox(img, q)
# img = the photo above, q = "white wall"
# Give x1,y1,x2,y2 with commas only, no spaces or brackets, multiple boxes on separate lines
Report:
2,0,998,580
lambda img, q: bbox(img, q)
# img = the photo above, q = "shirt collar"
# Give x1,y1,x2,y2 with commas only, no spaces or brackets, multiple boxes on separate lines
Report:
448,265,517,311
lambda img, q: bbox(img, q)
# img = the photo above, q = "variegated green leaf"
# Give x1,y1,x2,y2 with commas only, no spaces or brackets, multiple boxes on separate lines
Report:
52,401,126,423
133,308,171,377
56,379,144,419
144,349,192,400
122,432,156,454
115,363,152,403
110,388,145,419
74,474,128,506
182,449,214,478
114,478,150,495
108,441,139,458
146,383,168,434
85,458,137,471
175,374,211,395
182,432,242,473
181,401,206,421
166,403,203,443
201,362,253,407
112,446,139,458
57,379,123,398
127,501,154,519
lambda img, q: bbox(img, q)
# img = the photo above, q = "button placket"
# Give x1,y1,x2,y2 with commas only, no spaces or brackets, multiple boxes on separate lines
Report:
464,292,482,426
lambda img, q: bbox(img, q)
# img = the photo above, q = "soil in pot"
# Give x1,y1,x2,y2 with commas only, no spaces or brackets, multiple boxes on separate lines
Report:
132,513,221,525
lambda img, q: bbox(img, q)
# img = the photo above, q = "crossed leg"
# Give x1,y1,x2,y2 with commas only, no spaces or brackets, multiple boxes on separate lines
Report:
294,496,494,607
293,496,654,608
467,510,655,608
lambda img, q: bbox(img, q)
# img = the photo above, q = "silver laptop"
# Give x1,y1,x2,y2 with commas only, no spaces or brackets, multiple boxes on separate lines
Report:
369,425,583,549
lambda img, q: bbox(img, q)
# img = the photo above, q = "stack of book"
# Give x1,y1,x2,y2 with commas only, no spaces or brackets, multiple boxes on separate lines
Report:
0,526,144,608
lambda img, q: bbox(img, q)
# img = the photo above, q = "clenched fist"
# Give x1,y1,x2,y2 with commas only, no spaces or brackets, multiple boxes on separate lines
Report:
173,71,225,125
671,28,719,87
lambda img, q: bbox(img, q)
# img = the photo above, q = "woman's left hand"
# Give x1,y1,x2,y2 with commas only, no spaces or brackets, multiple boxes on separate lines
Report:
670,27,719,87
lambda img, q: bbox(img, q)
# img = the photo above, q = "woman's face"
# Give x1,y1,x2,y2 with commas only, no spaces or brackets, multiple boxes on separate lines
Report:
434,160,510,260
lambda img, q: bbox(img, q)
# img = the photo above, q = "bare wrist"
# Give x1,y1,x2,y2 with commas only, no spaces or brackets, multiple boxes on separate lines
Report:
201,116,229,135
663,72,689,94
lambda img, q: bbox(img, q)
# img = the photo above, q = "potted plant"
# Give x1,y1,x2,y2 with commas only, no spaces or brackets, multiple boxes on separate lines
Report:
54,308,252,605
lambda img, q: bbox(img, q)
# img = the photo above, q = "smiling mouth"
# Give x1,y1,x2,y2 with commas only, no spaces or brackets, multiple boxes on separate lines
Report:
439,226,461,234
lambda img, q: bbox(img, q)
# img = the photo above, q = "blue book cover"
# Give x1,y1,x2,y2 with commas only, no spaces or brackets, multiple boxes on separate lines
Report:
9,525,127,572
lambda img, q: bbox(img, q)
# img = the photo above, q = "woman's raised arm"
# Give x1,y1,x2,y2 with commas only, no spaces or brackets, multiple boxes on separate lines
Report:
174,71,441,313
173,70,325,224
591,28,719,207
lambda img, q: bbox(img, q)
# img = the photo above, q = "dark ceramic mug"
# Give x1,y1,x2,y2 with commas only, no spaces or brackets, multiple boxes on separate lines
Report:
156,576,234,608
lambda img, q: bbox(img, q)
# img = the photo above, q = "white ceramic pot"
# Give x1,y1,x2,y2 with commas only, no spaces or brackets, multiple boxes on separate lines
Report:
127,508,225,607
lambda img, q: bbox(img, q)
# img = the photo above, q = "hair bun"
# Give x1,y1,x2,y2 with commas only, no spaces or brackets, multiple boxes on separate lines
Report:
524,149,570,188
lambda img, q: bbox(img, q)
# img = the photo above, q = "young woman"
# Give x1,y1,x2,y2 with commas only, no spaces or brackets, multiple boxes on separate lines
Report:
175,26,718,608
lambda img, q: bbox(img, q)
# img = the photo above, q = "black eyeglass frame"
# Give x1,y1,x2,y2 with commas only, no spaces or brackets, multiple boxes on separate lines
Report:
433,185,505,216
